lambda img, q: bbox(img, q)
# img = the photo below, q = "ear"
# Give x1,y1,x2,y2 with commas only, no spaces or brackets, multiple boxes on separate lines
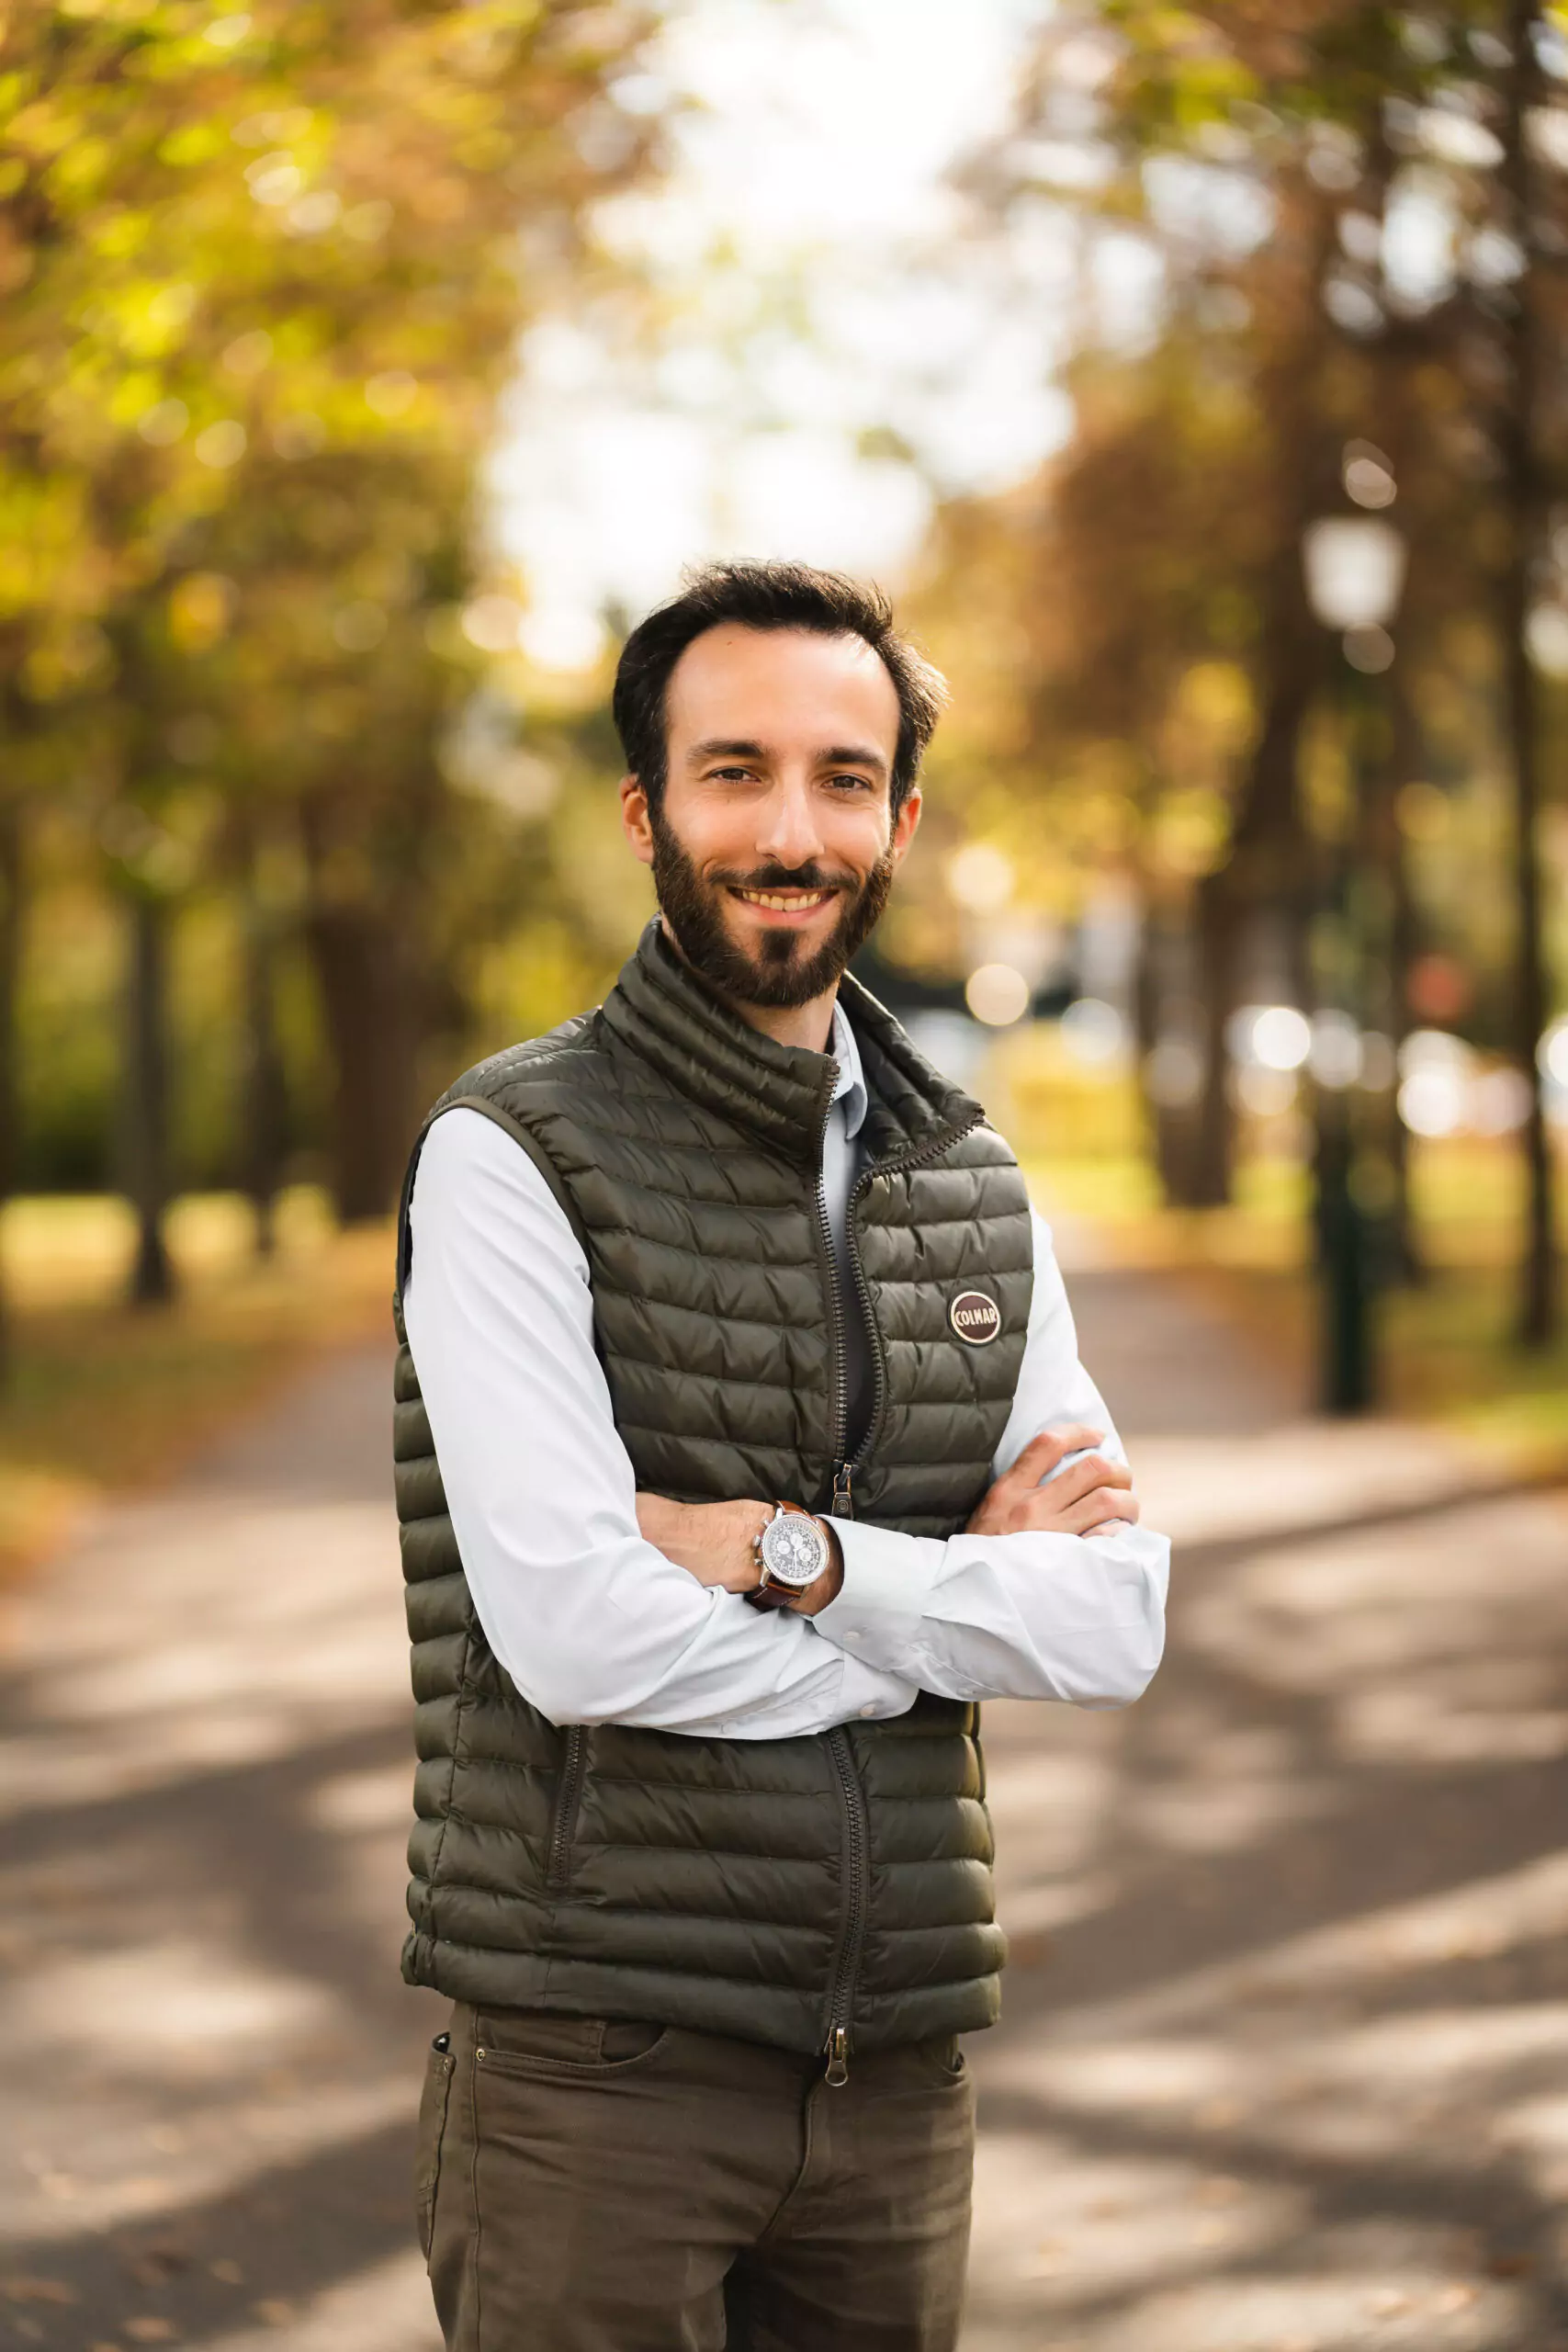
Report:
620,775,655,867
887,785,922,871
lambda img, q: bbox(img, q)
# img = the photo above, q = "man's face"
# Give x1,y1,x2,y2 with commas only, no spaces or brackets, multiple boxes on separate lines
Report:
620,625,921,1011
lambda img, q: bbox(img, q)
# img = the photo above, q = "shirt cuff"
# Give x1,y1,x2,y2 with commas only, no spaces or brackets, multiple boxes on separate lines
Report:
811,1520,946,1664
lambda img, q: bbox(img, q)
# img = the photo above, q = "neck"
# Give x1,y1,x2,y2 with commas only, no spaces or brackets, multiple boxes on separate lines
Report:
658,916,839,1054
728,987,838,1055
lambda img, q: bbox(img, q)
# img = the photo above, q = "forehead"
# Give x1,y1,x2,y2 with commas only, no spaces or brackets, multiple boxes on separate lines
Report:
665,625,900,759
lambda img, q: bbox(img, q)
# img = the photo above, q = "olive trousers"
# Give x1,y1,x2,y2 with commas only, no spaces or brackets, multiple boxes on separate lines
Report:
416,2000,976,2351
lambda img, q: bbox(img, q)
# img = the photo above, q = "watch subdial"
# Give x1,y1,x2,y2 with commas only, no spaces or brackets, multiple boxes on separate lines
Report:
764,1517,823,1587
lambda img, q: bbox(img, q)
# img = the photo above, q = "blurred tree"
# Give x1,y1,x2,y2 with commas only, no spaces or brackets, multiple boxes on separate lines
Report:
0,0,656,1295
934,0,1566,1337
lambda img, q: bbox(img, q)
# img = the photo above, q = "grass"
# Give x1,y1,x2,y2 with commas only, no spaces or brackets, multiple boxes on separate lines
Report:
0,1189,394,1580
1025,1136,1568,1476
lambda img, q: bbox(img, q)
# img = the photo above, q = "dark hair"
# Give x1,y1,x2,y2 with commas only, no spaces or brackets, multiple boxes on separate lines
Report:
611,559,946,813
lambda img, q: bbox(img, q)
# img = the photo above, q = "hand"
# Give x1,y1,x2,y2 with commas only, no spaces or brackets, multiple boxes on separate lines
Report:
636,1494,773,1595
635,1494,844,1613
965,1424,1139,1540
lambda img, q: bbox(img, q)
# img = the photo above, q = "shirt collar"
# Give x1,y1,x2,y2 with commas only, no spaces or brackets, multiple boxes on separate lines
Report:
829,998,868,1141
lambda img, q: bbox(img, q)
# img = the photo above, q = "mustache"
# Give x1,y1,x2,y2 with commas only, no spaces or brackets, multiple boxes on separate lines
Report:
711,863,853,894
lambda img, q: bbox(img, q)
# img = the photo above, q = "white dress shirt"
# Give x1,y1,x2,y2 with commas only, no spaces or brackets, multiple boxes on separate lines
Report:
403,1005,1169,1739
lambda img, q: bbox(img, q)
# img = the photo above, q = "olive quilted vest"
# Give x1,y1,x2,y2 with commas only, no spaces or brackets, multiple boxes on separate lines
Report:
393,922,1034,2061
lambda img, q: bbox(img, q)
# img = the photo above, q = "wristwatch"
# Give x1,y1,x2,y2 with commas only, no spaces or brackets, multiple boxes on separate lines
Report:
745,1501,834,1611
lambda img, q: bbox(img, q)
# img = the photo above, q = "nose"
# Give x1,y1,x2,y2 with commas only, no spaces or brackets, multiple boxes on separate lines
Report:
754,775,826,873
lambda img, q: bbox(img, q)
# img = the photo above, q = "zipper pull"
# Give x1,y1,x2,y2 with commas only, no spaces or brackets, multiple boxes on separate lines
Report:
829,1462,855,1521
824,2027,851,2086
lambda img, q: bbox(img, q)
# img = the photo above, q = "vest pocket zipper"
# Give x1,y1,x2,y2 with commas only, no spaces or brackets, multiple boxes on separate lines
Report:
547,1727,588,1891
823,1725,871,2085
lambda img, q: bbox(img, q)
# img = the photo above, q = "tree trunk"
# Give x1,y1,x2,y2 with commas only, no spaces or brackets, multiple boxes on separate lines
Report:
1132,894,1203,1205
240,872,289,1257
0,793,24,1374
306,901,423,1223
1188,873,1240,1208
1381,664,1425,1283
1499,0,1558,1346
124,890,175,1306
1186,671,1315,1209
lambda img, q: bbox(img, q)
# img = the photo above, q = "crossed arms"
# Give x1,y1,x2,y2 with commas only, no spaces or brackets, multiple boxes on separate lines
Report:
403,1107,1169,1737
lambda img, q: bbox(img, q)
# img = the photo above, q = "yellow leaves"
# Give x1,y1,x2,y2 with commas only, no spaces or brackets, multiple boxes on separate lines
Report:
342,198,391,242
20,620,112,701
168,571,238,653
232,107,315,150
119,280,199,360
0,473,91,618
88,208,152,260
407,175,469,224
1,0,655,821
220,327,272,378
0,216,31,292
192,418,245,468
478,0,544,29
457,128,515,174
1171,658,1254,752
46,133,111,199
159,123,227,168
363,369,417,419
202,14,253,52
6,100,73,159
107,367,164,428
136,396,188,445
244,153,304,208
1151,786,1230,877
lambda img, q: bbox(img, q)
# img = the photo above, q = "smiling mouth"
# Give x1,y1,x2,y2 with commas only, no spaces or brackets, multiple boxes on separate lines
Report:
729,887,837,913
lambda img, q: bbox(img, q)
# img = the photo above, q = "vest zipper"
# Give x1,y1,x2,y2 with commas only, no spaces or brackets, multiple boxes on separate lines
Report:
823,1724,870,2085
813,1158,852,1496
547,1726,588,1891
829,1112,987,1505
815,1102,986,2079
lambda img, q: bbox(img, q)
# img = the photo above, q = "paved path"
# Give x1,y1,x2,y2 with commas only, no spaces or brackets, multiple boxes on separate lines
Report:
0,1256,1565,2352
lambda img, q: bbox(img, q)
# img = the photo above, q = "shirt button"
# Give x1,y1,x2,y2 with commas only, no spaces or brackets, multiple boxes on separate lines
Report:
859,1703,877,1718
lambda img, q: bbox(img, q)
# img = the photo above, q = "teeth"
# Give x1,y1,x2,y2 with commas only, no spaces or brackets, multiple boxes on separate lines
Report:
736,889,829,910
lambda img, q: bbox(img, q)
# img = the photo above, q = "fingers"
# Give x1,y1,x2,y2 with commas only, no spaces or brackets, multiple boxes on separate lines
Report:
1006,1425,1106,1488
1078,1487,1140,1530
1049,1486,1141,1533
1039,1453,1132,1508
1014,1478,1141,1534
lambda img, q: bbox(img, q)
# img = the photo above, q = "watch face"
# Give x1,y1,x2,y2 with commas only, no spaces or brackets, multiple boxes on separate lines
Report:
760,1511,827,1589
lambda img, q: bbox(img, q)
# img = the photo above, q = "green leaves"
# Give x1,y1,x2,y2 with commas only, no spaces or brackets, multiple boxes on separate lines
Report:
0,0,659,1211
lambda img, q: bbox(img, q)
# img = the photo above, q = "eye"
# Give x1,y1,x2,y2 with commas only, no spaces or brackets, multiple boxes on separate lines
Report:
828,773,875,794
709,765,760,785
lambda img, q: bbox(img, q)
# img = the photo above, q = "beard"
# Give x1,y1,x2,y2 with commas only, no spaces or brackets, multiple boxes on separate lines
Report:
649,809,896,1012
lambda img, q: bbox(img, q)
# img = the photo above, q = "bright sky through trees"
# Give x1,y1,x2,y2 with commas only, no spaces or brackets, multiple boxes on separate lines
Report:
490,0,1066,669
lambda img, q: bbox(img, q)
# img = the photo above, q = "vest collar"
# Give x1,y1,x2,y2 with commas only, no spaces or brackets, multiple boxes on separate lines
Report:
602,921,984,1171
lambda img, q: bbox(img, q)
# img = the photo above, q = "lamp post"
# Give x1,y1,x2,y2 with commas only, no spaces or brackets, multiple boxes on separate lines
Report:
1300,513,1407,1415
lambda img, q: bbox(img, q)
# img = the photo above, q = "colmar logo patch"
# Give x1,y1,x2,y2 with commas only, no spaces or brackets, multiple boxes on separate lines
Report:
949,1290,1002,1346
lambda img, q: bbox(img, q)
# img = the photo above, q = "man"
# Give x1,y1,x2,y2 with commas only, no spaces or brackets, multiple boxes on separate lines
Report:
396,560,1168,2351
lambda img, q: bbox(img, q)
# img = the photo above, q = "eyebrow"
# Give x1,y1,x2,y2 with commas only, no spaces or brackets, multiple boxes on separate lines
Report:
687,737,889,777
688,738,768,764
821,742,889,776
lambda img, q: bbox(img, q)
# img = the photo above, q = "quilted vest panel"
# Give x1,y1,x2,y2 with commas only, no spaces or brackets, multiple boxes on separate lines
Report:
394,922,1034,2058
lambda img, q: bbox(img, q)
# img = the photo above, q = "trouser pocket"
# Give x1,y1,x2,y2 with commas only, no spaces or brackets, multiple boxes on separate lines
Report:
415,2026,457,2262
472,2007,667,2077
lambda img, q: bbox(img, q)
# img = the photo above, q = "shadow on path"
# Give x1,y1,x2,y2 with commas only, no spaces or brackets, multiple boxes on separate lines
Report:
0,1266,1563,2352
963,1263,1568,2349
